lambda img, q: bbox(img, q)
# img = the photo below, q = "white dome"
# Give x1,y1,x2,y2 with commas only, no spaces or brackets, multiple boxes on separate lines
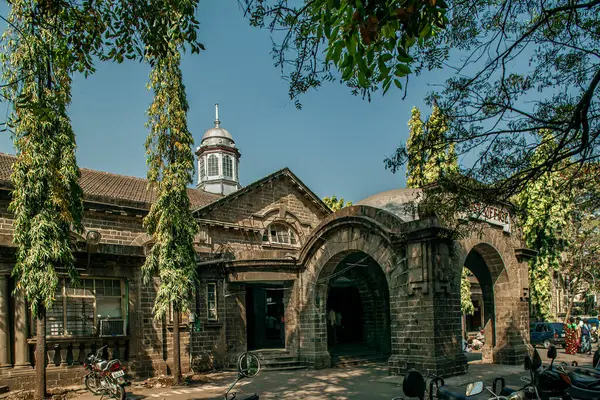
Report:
202,127,233,141
357,188,423,222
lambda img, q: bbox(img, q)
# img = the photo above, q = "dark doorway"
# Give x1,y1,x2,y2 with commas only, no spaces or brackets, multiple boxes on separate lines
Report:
327,286,364,346
246,286,285,350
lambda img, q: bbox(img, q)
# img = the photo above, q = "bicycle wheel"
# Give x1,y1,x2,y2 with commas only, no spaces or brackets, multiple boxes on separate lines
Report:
237,352,261,378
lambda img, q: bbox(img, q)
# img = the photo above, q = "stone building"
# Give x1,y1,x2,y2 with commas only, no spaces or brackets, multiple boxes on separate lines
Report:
0,107,534,391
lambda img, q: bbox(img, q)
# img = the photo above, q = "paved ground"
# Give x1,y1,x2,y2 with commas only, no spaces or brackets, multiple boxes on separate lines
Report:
65,348,600,399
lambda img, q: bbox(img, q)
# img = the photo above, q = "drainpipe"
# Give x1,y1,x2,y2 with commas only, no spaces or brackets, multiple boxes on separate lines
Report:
125,279,129,335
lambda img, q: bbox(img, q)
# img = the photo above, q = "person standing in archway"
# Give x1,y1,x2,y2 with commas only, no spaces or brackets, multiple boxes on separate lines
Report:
328,308,337,346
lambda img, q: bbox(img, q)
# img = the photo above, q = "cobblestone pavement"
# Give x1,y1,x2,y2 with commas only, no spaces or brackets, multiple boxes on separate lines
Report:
69,347,600,400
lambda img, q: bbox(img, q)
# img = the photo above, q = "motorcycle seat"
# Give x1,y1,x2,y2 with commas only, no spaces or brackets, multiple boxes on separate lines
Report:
437,385,489,400
568,372,600,389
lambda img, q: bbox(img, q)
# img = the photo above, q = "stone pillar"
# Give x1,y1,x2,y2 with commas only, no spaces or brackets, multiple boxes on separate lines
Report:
14,290,30,368
388,223,467,378
0,275,10,368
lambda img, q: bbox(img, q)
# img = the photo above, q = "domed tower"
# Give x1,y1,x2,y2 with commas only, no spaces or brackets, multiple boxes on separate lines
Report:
196,104,241,195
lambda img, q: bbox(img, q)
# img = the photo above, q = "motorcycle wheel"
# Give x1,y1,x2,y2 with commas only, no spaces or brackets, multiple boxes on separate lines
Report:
84,374,101,395
112,384,125,400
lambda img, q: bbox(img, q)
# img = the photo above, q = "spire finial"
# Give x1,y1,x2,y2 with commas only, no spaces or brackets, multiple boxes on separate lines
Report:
214,103,220,128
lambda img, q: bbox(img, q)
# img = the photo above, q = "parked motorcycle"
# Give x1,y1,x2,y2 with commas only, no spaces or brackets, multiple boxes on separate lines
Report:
83,344,128,400
392,368,505,400
224,352,261,400
498,345,573,400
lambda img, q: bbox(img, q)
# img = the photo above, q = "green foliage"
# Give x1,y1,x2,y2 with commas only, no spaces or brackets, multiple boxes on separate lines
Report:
515,131,574,321
1,0,205,321
461,268,474,316
142,18,199,319
402,104,457,188
1,0,85,316
323,196,353,212
241,0,448,106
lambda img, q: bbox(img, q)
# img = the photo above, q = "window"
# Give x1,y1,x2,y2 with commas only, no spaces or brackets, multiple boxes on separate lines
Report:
43,278,124,337
199,157,205,180
207,154,218,176
223,155,233,179
262,223,298,246
207,283,218,321
236,159,239,181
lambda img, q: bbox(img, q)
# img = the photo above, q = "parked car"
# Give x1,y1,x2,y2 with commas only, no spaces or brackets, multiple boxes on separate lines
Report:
531,322,566,348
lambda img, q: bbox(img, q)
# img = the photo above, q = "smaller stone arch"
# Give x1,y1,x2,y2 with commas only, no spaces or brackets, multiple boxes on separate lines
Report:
455,227,530,365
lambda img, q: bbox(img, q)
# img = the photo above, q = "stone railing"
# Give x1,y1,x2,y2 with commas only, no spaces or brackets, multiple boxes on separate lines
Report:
26,336,129,367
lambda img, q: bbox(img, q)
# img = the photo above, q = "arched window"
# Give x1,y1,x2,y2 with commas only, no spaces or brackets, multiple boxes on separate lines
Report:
223,155,233,179
262,223,298,246
199,157,206,180
207,154,218,176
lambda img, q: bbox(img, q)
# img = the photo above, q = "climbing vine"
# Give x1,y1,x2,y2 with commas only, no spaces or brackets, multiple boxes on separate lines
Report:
515,131,574,321
1,0,204,395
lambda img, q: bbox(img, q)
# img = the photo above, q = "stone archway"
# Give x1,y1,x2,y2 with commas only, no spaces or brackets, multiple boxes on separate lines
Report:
457,229,531,365
288,201,532,377
324,251,391,361
460,243,509,362
290,205,403,369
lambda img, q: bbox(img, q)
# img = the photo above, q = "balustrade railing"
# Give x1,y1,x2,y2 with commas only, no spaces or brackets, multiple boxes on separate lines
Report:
26,337,129,368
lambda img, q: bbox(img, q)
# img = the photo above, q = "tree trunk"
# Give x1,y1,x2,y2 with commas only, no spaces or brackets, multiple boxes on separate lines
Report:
173,308,182,385
36,306,46,400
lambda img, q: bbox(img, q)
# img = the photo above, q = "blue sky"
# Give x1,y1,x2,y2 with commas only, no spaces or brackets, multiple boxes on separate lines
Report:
0,1,448,203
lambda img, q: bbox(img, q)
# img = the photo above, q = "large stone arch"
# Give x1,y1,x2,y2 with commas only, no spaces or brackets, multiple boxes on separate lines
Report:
290,205,404,369
289,201,532,377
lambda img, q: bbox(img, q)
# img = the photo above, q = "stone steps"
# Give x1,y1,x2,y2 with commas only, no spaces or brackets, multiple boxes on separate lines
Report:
253,350,307,371
332,352,389,368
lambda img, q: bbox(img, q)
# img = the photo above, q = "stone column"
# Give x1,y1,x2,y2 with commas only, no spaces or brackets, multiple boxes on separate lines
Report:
0,275,10,368
14,290,30,368
388,224,467,378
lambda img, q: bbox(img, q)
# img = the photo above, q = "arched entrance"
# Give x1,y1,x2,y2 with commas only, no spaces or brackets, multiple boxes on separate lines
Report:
324,252,391,362
461,243,508,362
292,205,400,370
457,238,529,364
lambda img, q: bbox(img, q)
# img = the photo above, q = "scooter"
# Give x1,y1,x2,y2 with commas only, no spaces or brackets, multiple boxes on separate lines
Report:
225,352,261,400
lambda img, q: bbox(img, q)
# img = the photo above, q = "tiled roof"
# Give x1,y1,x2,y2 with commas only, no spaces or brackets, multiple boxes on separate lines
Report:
0,152,221,210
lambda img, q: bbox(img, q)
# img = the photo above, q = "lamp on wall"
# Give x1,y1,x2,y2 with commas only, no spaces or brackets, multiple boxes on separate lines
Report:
86,230,101,245
85,230,101,270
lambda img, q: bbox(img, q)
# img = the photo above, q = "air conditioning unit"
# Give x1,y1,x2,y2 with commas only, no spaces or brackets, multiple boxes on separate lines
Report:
99,319,126,337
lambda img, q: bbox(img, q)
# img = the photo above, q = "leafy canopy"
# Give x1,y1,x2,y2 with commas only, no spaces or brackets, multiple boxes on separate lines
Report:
240,0,448,107
244,0,600,207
